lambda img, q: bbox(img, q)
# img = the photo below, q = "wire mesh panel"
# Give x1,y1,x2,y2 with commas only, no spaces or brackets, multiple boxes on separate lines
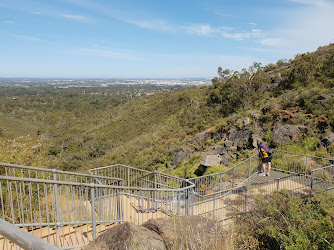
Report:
0,175,194,249
189,155,260,198
311,165,334,193
0,177,101,249
271,150,332,174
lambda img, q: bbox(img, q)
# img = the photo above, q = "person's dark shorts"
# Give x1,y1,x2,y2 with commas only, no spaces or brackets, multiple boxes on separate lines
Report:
262,155,272,163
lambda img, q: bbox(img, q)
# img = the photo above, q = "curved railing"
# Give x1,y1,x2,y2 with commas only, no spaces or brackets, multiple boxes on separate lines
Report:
0,150,332,249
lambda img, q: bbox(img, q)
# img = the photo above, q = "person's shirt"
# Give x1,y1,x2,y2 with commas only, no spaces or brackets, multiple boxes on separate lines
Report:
258,142,269,158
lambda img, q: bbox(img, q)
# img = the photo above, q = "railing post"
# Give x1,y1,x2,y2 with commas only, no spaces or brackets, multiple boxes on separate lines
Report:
305,156,308,173
190,189,194,215
244,185,248,213
185,189,189,216
213,194,216,219
219,173,222,199
90,182,96,240
232,167,235,188
52,169,60,227
177,191,181,215
127,168,130,187
147,191,151,210
248,158,252,178
154,171,157,209
277,178,280,191
116,189,122,221
310,171,314,195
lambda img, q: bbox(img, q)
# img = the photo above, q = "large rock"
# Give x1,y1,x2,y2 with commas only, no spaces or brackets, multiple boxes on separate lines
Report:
142,216,226,249
272,125,308,146
193,131,212,143
171,147,192,165
317,133,334,148
228,126,253,149
315,94,334,103
200,144,237,167
83,222,165,250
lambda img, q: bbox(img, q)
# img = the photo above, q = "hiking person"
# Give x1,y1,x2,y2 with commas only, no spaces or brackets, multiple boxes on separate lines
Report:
257,138,273,176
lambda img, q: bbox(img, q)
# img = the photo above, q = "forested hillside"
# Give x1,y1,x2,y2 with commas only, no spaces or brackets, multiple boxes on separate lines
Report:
0,44,333,177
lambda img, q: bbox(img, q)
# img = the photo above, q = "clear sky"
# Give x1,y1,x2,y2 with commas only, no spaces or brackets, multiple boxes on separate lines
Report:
1,0,333,78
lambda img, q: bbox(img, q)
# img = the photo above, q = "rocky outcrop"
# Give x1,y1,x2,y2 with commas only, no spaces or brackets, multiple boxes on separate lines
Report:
142,216,226,249
315,94,334,103
227,126,253,149
317,133,334,148
200,141,237,167
272,125,308,146
246,110,261,120
83,222,165,250
171,147,192,165
193,131,211,143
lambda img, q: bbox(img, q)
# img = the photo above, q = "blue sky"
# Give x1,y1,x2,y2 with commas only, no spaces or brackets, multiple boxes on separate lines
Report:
1,0,334,78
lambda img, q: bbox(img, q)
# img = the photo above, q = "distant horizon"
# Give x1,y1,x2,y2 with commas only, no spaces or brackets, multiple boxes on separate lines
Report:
0,77,212,80
1,0,334,78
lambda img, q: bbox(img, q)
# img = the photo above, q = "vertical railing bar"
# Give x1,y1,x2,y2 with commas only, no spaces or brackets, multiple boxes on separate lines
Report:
277,178,280,191
28,181,34,237
177,191,181,215
65,184,71,247
90,183,96,240
311,171,314,195
59,184,65,248
44,183,51,244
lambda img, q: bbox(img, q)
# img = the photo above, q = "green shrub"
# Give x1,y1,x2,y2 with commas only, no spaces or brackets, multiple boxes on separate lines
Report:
236,191,334,249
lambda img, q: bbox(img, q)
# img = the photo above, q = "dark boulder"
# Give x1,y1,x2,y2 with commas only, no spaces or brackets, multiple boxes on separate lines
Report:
315,94,334,104
200,143,237,167
317,133,334,148
171,147,192,165
228,126,253,149
273,125,308,146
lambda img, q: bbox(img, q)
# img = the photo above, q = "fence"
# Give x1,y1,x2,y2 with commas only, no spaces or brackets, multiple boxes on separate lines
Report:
0,150,333,249
0,164,194,249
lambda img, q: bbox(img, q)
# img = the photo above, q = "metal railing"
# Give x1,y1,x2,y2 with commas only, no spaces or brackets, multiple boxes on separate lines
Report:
0,150,332,249
0,163,195,249
0,163,123,185
271,149,333,174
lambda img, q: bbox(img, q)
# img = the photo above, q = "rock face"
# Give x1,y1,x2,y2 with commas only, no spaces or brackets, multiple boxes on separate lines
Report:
193,131,211,143
200,142,237,167
83,222,165,250
199,126,254,168
317,133,334,148
171,147,192,165
315,94,334,103
228,126,253,149
273,125,308,146
142,216,226,249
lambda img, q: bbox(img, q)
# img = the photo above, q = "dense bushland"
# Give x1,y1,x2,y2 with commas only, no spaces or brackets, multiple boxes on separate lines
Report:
0,44,333,174
235,191,334,249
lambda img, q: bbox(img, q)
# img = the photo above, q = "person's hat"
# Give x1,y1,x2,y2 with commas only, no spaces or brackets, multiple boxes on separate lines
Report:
257,138,262,143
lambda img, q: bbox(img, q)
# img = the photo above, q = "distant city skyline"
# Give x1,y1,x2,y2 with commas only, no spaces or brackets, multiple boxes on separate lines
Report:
1,0,333,78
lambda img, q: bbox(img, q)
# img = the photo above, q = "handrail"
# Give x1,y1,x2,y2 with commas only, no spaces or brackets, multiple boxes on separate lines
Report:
89,164,151,174
188,154,258,180
0,218,59,250
272,149,333,160
0,175,194,192
0,162,123,182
